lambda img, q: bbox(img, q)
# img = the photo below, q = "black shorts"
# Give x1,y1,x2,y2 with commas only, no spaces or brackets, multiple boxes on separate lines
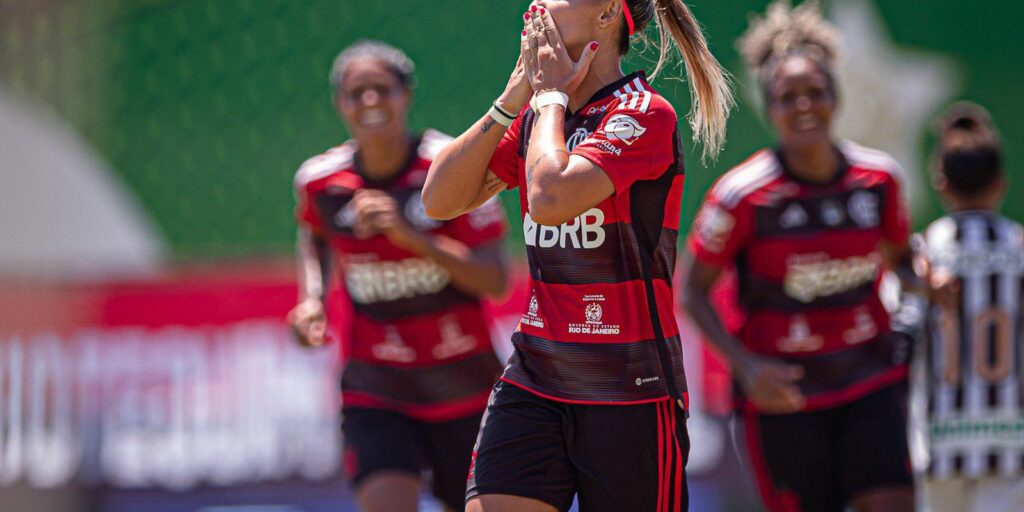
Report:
467,381,689,511
341,407,482,510
738,383,913,511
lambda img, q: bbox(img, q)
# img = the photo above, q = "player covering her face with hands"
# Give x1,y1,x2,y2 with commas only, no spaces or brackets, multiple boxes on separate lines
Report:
423,1,732,510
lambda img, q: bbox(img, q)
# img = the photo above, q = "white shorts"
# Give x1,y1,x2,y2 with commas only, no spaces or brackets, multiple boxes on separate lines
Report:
921,476,1024,512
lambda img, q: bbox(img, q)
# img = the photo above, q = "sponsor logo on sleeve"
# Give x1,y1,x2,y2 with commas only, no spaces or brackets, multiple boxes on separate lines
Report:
696,204,736,253
601,114,646,145
594,140,622,156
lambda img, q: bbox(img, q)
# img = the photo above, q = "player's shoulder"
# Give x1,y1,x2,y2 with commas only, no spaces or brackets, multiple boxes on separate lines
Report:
417,128,454,162
294,141,357,189
608,75,676,120
994,214,1024,244
709,149,783,209
839,140,903,179
922,215,960,245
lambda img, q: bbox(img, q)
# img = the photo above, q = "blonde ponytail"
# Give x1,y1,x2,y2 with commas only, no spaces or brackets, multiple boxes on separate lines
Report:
649,0,733,160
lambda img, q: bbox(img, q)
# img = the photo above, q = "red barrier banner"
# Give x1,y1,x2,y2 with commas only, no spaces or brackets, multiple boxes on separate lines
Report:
0,262,734,491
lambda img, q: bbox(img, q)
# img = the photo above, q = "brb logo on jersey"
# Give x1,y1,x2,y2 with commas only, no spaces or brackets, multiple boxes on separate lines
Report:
523,208,606,249
602,114,646,145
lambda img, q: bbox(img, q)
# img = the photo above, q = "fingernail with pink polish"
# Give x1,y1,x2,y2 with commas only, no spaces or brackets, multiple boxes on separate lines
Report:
530,5,538,12
590,42,599,51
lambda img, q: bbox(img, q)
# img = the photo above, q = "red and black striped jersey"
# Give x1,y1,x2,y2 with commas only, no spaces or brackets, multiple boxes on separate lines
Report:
688,142,911,411
489,72,689,405
294,130,507,421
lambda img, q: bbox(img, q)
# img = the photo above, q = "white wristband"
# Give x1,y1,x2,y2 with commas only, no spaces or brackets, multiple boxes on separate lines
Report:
487,105,514,128
530,91,568,111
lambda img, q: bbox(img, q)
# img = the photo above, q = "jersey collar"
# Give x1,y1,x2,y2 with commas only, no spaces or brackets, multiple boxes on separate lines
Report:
773,145,850,187
353,133,423,189
569,71,647,116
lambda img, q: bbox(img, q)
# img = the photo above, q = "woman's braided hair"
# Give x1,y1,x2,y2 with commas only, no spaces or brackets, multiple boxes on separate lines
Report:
737,0,839,90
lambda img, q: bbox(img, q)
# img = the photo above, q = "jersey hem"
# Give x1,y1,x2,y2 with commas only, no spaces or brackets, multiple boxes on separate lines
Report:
499,376,687,407
741,365,908,414
341,388,491,422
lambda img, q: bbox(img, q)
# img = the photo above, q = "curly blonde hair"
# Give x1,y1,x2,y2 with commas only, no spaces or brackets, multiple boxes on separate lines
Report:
737,0,840,87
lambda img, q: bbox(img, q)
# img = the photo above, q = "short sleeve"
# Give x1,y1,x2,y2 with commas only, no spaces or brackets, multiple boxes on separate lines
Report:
294,178,325,233
881,173,910,245
441,194,508,247
571,95,677,196
686,186,753,268
487,113,524,189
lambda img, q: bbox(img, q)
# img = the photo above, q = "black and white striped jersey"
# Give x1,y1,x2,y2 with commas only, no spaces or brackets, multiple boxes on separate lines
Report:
912,211,1024,479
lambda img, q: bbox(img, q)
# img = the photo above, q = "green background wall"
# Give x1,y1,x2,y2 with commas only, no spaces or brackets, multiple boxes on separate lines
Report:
2,0,1021,259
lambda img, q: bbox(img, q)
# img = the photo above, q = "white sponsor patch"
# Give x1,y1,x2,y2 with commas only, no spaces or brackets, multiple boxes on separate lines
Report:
568,294,621,335
521,290,545,328
776,314,824,353
783,252,881,303
345,257,450,303
696,204,736,253
602,114,646,145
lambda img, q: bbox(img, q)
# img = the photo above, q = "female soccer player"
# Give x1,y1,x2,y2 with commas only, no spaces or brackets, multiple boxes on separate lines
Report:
912,102,1024,512
422,1,732,510
681,2,916,511
288,40,509,512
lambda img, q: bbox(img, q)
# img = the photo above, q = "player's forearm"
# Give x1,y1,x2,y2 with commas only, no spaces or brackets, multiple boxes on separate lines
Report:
525,105,571,225
680,278,754,371
423,116,507,220
399,234,508,298
296,229,330,302
884,241,924,293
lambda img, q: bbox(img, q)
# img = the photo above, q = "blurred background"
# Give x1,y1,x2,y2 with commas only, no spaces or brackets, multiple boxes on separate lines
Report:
0,0,1020,510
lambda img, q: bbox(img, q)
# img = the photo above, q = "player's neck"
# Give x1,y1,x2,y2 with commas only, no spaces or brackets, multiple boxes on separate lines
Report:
356,132,413,181
947,197,999,214
943,182,1003,213
779,142,840,183
570,56,625,113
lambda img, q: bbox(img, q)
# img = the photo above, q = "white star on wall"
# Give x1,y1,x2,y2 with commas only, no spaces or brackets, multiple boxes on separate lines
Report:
830,0,960,214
